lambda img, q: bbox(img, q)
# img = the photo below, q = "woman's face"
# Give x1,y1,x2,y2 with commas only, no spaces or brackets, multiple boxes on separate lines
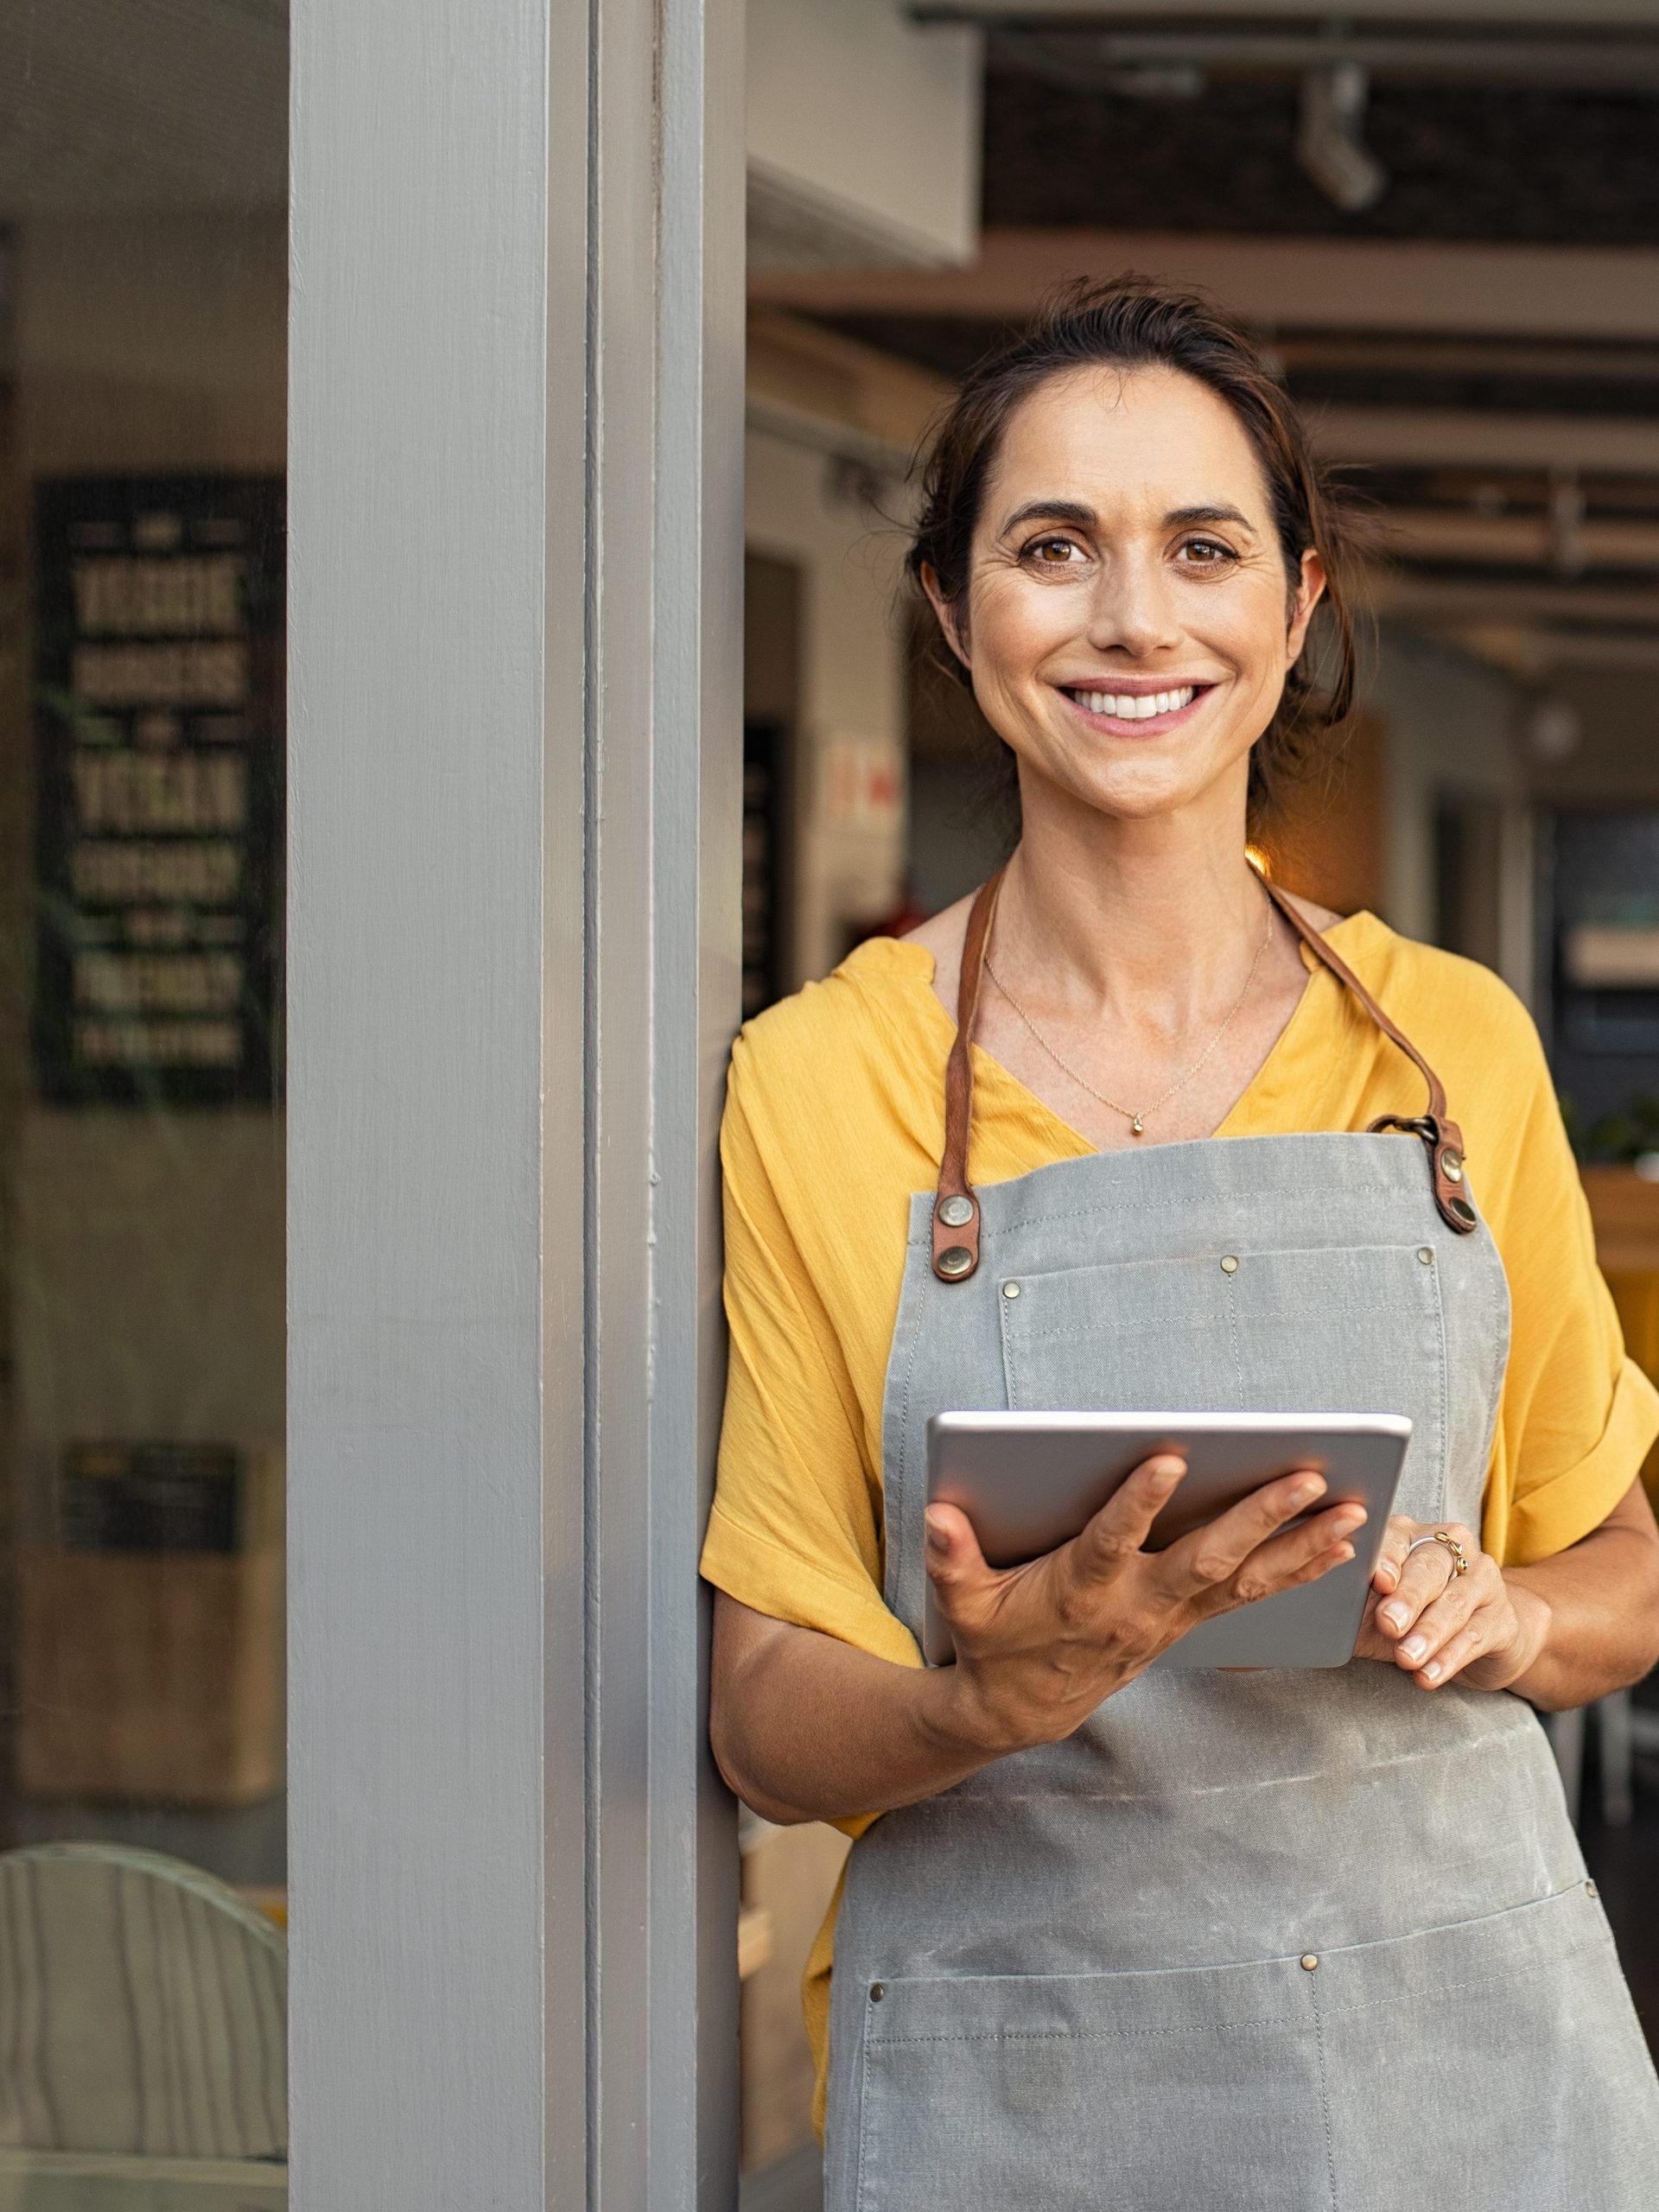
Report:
927,364,1325,827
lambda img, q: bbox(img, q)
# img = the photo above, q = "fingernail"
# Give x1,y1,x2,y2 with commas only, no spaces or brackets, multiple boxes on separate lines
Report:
1421,1661,1443,1683
1381,1603,1408,1632
1147,1456,1185,1484
924,1510,947,1551
1400,1635,1427,1663
1292,1478,1325,1506
1333,1510,1366,1535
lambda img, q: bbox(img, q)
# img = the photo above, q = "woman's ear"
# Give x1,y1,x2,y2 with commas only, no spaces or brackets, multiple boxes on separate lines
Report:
920,561,971,673
1285,548,1327,667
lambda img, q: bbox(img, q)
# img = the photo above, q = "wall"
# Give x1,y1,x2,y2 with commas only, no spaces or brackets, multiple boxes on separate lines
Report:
1370,621,1534,997
747,0,981,268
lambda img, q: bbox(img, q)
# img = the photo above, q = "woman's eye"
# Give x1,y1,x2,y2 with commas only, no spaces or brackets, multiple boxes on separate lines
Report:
1179,537,1236,567
1025,536,1083,567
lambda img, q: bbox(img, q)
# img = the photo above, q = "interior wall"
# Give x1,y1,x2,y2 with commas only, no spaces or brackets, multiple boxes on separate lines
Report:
1370,620,1529,985
745,421,909,986
1529,670,1659,808
747,0,981,267
3,207,286,1504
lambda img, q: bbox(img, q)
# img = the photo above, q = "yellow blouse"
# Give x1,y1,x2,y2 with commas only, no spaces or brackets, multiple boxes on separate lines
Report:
701,912,1659,2125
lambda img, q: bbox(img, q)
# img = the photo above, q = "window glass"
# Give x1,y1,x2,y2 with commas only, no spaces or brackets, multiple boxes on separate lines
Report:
0,5,287,2194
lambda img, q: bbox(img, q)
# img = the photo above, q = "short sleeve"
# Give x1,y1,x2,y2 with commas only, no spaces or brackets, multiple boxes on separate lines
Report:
1481,1008,1659,1567
699,1047,923,1671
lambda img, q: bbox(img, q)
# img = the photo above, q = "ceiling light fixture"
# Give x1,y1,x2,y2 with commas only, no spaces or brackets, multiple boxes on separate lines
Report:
1297,61,1387,213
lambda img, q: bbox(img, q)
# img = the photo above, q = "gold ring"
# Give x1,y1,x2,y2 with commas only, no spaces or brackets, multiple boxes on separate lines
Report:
1433,1529,1468,1576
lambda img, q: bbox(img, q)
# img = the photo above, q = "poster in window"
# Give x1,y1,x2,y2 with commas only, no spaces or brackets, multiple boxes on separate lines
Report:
32,474,284,1104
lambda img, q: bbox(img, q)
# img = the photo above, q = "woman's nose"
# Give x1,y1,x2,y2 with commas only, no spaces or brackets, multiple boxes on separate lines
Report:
1084,555,1181,658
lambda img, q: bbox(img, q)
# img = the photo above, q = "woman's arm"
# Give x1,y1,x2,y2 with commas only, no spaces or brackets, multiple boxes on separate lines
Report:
711,1452,1366,1824
1359,1479,1659,1711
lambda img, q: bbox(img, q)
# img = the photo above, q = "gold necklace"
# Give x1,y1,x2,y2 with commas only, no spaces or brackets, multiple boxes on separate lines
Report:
983,893,1277,1137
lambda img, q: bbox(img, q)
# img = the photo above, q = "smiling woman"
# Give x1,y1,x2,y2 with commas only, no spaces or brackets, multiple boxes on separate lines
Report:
703,277,1659,2209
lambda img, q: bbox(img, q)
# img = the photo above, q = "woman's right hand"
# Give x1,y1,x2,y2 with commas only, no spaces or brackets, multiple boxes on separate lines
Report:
924,1454,1365,1756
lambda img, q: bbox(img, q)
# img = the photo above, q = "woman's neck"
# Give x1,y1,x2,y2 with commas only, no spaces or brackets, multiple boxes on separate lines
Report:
997,769,1268,1022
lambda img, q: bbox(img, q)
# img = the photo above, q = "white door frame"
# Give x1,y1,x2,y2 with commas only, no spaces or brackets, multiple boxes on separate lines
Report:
286,0,745,2200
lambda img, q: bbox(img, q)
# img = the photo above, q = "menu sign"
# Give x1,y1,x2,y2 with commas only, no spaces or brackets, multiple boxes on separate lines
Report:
33,475,283,1103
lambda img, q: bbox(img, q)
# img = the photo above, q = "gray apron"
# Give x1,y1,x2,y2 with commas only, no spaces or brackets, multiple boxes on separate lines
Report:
824,875,1659,2211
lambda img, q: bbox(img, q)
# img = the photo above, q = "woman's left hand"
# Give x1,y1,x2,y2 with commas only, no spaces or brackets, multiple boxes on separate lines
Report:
1355,1516,1551,1692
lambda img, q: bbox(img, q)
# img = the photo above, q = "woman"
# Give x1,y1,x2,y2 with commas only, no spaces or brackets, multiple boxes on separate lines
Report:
703,279,1659,2209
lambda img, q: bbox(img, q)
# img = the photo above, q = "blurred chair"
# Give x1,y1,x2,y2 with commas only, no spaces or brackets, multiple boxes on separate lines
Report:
0,1843,285,2209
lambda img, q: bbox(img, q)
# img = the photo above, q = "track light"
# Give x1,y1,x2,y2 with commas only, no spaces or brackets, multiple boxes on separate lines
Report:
1297,62,1387,213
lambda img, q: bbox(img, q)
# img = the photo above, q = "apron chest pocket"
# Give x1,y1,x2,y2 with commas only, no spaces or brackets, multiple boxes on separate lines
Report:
998,1241,1448,1525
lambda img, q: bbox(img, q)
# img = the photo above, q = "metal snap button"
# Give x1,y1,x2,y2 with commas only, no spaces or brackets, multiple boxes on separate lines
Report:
1001,1281,1021,1300
1586,1879,1599,1900
937,1246,974,1279
1440,1150,1465,1184
937,1193,974,1229
1417,1246,1434,1265
1447,1196,1478,1230
1300,1954,1319,1972
1220,1255,1239,1274
869,1981,886,2002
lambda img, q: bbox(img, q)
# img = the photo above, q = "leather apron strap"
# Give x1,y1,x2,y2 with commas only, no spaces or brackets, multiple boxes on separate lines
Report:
931,867,1478,1284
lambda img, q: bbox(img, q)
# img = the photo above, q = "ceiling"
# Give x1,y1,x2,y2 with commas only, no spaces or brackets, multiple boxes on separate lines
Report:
774,13,1659,676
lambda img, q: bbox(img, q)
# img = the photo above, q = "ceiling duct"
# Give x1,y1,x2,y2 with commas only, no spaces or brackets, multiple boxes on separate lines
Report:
1296,60,1388,213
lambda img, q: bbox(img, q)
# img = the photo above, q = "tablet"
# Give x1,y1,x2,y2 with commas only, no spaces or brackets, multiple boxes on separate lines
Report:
923,1410,1411,1670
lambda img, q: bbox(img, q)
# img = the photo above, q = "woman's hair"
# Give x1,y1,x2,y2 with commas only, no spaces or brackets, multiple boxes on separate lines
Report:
906,273,1364,823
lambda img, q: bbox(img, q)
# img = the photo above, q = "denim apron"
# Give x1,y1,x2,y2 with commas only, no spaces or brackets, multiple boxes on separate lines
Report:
823,876,1659,2211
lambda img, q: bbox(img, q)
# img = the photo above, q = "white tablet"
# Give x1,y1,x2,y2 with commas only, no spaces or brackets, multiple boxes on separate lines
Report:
923,1410,1411,1670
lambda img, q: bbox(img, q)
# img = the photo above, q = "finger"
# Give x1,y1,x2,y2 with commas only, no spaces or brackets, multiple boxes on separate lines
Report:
1210,1502,1368,1610
1071,1453,1187,1582
1158,1466,1329,1597
1370,1515,1417,1595
923,1503,995,1621
1410,1609,1499,1689
1374,1538,1457,1642
1389,1566,1482,1673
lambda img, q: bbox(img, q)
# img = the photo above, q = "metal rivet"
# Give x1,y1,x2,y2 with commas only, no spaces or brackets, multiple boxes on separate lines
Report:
1001,1281,1021,1300
937,1193,974,1229
937,1245,974,1280
869,1981,886,2002
1586,1879,1599,1900
1300,1954,1319,1972
1447,1196,1477,1230
1441,1150,1465,1184
1220,1255,1239,1275
1417,1246,1434,1266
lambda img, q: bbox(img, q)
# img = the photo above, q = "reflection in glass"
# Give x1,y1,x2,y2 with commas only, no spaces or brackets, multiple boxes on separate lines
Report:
0,5,287,2200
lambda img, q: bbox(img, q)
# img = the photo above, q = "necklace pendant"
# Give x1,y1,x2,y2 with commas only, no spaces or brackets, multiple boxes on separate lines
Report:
1131,1114,1145,1136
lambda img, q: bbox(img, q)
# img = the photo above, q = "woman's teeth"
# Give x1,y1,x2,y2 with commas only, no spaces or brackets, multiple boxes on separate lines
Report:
1071,685,1197,721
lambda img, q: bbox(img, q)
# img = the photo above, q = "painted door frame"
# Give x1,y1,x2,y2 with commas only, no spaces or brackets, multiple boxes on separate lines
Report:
286,0,745,2202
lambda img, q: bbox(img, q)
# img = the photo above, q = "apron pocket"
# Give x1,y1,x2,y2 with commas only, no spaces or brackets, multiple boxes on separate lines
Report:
846,1956,1334,2212
1314,1880,1659,2210
999,1241,1447,1524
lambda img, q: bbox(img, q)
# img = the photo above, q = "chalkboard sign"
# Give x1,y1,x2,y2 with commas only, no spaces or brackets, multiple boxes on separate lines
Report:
32,475,283,1104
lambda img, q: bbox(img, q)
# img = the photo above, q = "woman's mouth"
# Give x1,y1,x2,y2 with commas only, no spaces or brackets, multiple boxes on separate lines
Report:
1058,682,1214,734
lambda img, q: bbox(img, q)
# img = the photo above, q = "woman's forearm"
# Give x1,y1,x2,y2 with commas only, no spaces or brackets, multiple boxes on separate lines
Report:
1503,1483,1659,1712
710,1598,1003,1825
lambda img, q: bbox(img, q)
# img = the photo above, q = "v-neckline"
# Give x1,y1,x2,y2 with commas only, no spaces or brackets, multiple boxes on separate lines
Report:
899,912,1370,1158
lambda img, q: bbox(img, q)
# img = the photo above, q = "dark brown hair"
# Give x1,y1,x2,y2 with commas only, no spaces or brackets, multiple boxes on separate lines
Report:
906,274,1363,822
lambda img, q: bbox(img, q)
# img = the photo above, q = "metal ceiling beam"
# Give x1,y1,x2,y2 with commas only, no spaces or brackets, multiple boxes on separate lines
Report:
912,2,1659,26
989,24,1659,90
1309,409,1659,475
751,230,1659,341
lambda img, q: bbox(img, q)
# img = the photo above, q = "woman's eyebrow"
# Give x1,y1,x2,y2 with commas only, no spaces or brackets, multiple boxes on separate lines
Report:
995,498,1096,537
1166,502,1256,533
